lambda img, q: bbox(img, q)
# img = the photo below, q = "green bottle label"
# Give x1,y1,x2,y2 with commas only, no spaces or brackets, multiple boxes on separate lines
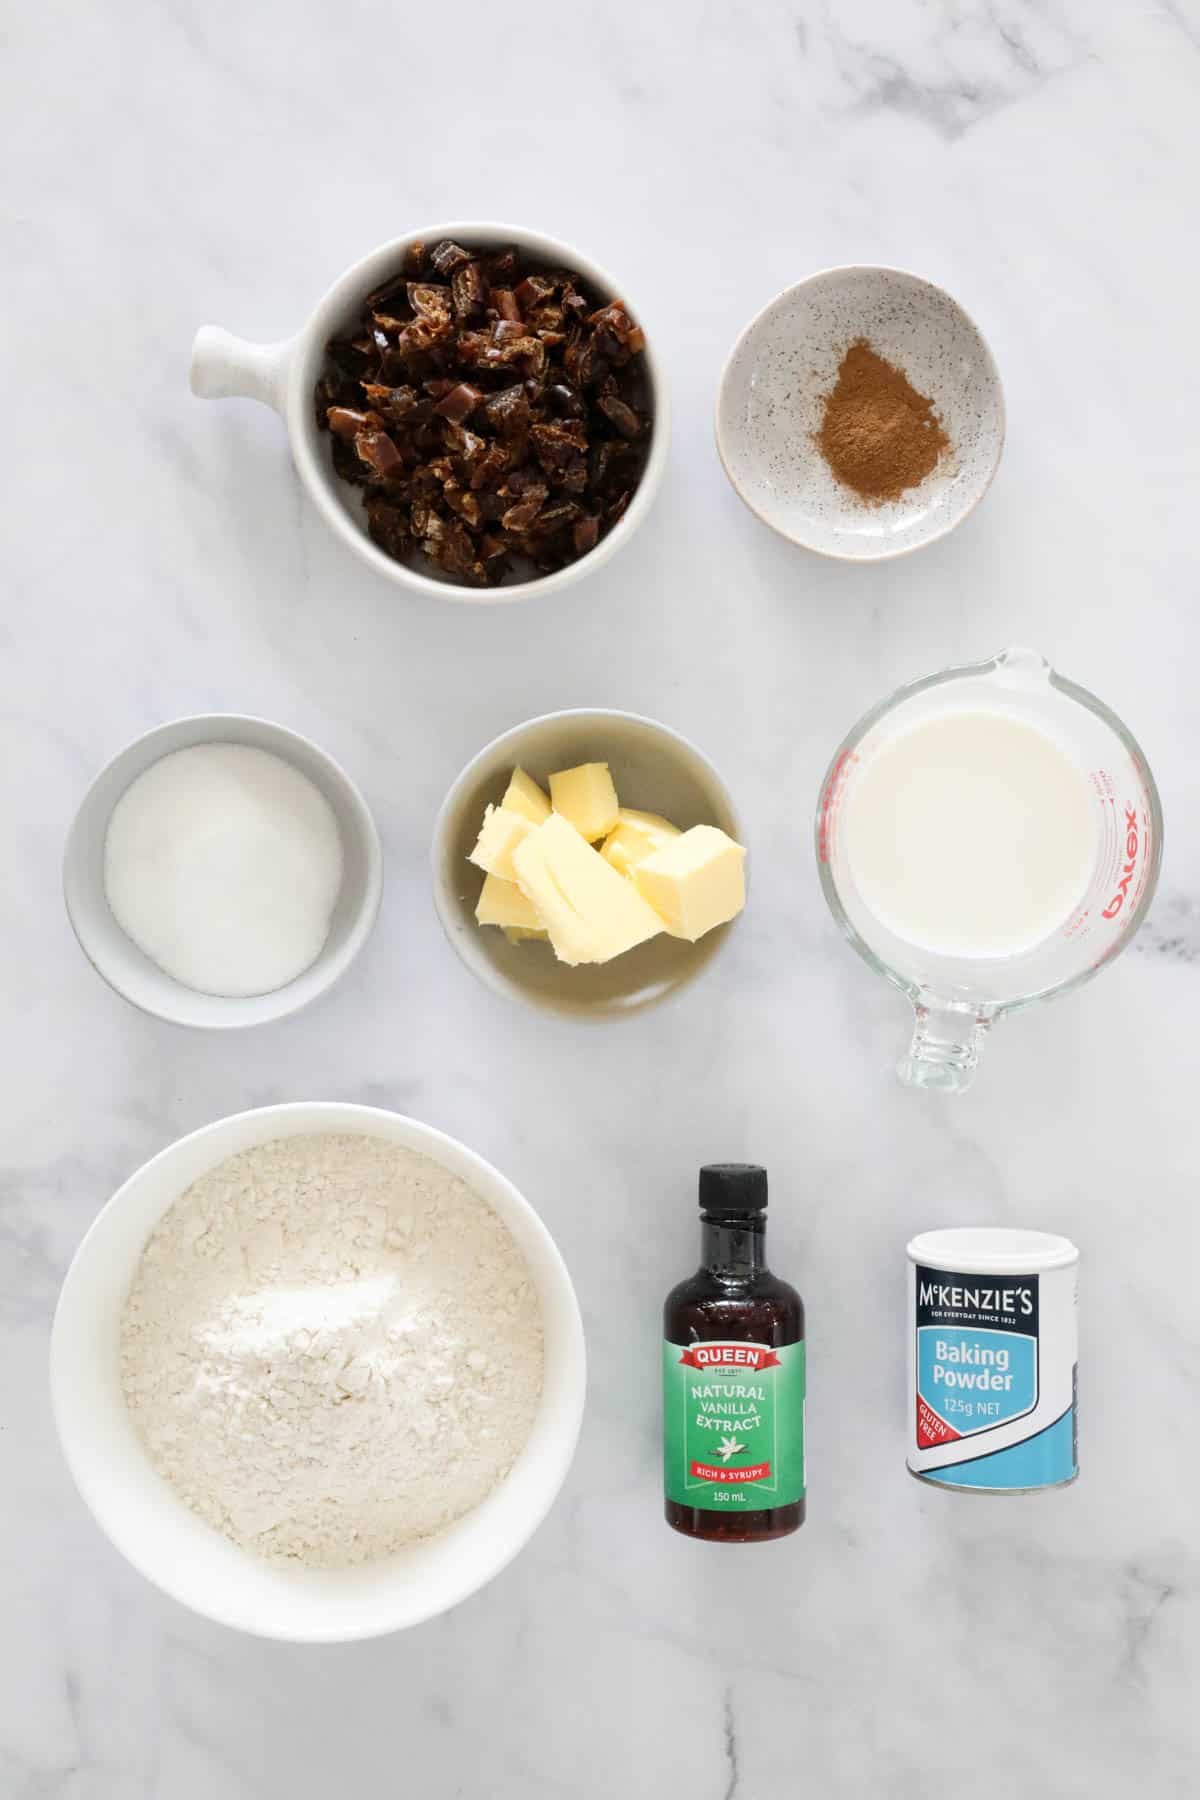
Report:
663,1338,805,1511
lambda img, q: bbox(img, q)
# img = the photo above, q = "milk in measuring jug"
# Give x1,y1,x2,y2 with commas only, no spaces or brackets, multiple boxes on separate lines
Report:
843,711,1095,959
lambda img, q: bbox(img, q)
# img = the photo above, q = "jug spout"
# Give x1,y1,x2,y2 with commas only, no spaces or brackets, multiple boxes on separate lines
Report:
995,645,1051,688
899,1004,990,1094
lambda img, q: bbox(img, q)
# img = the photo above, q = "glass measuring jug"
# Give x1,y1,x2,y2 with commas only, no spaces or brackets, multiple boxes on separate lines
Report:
815,648,1163,1092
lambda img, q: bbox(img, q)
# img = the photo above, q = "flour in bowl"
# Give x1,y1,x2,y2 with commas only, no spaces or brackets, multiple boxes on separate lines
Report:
120,1133,544,1567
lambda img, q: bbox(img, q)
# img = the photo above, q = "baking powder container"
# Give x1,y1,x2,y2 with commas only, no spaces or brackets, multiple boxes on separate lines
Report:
906,1228,1078,1493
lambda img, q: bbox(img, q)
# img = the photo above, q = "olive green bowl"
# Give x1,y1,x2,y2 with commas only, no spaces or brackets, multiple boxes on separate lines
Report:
431,709,744,1017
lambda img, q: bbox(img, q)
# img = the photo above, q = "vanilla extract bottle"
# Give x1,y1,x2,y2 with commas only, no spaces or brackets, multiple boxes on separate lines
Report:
663,1165,805,1541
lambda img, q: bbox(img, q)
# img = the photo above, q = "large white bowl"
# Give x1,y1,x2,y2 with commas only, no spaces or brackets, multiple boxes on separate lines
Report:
63,715,383,1029
51,1103,586,1642
191,221,669,605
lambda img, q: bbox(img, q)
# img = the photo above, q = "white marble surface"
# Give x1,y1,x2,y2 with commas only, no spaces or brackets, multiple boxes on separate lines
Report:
4,1,1199,1794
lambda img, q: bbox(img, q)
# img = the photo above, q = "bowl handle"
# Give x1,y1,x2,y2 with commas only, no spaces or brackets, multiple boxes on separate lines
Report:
189,326,296,416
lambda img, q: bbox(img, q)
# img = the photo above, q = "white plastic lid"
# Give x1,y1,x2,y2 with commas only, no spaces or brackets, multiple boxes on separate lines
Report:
907,1227,1078,1274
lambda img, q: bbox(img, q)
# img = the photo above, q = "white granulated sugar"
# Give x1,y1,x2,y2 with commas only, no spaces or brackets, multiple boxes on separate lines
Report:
103,742,344,997
120,1134,544,1567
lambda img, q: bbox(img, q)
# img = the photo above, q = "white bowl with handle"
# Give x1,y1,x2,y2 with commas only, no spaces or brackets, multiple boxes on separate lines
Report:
190,222,669,604
51,1103,586,1642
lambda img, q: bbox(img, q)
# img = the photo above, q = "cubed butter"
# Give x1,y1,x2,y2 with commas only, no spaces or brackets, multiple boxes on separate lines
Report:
601,808,682,878
634,825,746,941
549,762,620,842
512,813,664,966
475,871,544,931
501,766,552,826
503,926,550,944
468,804,536,881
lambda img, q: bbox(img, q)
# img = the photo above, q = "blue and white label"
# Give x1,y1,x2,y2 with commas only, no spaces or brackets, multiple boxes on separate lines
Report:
917,1326,1036,1436
919,1405,1076,1492
907,1252,1079,1493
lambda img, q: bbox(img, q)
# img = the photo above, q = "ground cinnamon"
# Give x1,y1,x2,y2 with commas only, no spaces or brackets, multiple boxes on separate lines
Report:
815,339,948,503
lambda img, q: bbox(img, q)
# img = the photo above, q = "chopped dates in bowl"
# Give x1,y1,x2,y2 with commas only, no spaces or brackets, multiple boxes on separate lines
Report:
314,239,653,587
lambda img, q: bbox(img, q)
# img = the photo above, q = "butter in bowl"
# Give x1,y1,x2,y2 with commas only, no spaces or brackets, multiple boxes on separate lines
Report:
470,760,744,963
433,711,746,1016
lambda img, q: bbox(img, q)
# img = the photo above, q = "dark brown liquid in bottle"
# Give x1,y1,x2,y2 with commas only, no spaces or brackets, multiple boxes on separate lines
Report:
664,1209,805,1542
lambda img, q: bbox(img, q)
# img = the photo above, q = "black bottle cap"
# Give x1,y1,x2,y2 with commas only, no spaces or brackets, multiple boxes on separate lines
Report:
699,1164,768,1216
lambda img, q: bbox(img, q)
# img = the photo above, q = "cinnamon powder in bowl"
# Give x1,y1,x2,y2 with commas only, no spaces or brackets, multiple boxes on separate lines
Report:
715,265,1004,562
815,339,949,504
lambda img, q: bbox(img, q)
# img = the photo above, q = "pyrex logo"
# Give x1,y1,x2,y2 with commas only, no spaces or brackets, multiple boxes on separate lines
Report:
1102,808,1140,920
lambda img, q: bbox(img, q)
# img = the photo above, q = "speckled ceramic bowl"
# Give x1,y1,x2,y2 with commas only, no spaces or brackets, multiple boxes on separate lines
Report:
716,266,1005,561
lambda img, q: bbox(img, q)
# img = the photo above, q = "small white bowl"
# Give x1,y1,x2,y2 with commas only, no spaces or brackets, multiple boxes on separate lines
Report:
716,265,1005,561
63,715,382,1029
432,708,743,1016
190,221,669,605
50,1102,586,1642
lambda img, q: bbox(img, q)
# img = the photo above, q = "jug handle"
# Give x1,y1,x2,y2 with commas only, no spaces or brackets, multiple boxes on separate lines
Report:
899,1004,990,1093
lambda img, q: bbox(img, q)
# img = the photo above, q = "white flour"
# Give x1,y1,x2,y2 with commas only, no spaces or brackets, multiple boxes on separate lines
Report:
120,1134,544,1567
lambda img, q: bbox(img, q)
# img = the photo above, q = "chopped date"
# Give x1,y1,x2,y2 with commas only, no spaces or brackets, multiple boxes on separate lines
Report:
327,406,372,441
490,288,522,323
331,435,372,488
523,300,565,336
597,393,643,439
573,513,600,555
361,383,419,423
325,337,370,380
533,500,585,534
548,382,586,419
355,428,405,482
433,382,484,425
561,455,589,494
363,270,411,314
530,421,587,480
501,494,545,532
483,247,519,283
486,385,531,437
574,338,609,388
514,274,556,312
318,238,651,584
406,284,452,327
365,495,410,558
470,442,511,491
430,239,471,277
443,479,483,528
451,261,488,320
442,421,487,467
501,468,548,501
517,338,548,378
